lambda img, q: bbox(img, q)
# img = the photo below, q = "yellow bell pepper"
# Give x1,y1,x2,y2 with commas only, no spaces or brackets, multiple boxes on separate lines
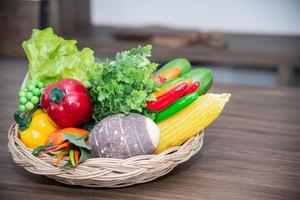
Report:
19,109,58,149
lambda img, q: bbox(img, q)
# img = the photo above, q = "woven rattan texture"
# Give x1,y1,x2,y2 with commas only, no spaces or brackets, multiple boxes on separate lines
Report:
8,123,204,188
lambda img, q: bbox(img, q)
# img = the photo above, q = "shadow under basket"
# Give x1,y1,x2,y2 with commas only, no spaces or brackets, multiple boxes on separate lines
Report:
8,123,204,188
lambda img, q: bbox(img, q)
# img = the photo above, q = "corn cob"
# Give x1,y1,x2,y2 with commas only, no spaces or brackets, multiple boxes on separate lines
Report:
155,93,230,154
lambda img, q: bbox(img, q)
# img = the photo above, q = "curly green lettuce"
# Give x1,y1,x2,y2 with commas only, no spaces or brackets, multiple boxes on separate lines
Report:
88,45,157,123
22,28,94,87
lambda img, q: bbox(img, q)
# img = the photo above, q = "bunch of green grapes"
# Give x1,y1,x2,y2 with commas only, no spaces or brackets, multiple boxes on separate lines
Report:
18,81,45,112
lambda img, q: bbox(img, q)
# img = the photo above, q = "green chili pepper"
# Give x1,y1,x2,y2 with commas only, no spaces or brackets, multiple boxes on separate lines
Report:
51,151,69,155
154,77,185,91
155,92,199,123
69,149,76,166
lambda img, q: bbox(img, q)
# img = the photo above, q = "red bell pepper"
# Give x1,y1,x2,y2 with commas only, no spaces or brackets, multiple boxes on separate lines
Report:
183,81,200,96
41,78,93,128
146,83,187,112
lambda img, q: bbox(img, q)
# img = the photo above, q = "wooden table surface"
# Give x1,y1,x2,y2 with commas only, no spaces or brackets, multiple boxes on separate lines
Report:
0,61,300,200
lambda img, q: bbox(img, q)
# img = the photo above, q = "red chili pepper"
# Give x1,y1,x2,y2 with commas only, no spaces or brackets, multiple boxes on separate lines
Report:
146,83,187,112
183,81,200,96
41,78,93,128
154,78,192,98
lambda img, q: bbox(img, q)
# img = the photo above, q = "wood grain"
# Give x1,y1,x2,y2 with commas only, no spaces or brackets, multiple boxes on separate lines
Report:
0,61,300,200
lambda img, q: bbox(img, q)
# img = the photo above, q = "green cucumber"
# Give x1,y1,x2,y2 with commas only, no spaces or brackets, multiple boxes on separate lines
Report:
158,58,191,75
181,68,213,95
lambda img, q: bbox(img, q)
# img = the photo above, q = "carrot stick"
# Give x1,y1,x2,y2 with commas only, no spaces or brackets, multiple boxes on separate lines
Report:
44,141,71,154
74,150,80,165
53,142,70,152
158,66,181,82
51,151,69,155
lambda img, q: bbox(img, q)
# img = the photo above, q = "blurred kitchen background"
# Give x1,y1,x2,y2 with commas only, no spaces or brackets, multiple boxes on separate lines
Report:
1,0,300,87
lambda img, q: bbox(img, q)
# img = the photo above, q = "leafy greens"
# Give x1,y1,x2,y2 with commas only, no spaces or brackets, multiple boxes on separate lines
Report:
22,28,94,87
88,45,157,123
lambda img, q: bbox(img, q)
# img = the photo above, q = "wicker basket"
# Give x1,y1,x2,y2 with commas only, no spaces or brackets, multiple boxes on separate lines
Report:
8,123,204,188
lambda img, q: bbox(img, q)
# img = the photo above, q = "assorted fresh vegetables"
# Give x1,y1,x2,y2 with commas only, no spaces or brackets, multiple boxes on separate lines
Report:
14,28,230,169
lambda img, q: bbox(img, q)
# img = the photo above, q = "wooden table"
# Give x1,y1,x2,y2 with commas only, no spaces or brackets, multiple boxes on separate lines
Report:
0,62,300,200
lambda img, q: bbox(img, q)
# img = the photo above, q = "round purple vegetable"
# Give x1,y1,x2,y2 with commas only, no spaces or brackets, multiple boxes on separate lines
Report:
89,113,160,159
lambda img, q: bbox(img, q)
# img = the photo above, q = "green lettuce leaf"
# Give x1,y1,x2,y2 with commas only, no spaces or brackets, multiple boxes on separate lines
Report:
88,45,157,123
22,28,94,87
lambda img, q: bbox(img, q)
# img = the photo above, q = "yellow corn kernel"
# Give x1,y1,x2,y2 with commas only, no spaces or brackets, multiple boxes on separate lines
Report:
155,93,230,154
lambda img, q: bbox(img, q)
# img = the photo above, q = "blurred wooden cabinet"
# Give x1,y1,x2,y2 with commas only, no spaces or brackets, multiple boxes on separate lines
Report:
0,0,40,57
0,0,90,57
49,0,90,35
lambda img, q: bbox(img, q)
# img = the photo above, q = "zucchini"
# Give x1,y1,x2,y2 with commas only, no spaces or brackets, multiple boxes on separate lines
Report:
181,68,213,95
158,58,191,75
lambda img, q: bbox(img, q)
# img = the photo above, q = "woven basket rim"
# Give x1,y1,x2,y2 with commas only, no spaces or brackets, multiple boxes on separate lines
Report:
8,123,204,188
